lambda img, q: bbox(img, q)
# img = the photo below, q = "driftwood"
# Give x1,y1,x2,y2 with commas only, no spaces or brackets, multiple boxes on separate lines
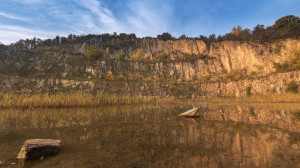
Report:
179,108,199,117
17,139,61,160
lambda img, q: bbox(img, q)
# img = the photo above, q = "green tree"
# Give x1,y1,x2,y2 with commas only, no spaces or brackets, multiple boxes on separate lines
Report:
179,34,187,39
157,32,173,41
273,15,300,38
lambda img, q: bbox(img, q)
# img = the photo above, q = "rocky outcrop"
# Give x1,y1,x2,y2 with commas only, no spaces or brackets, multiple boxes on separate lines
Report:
210,39,300,73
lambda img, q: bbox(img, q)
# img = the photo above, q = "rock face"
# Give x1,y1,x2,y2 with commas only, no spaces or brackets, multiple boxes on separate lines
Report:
0,70,299,97
0,37,299,97
17,139,61,160
209,39,300,73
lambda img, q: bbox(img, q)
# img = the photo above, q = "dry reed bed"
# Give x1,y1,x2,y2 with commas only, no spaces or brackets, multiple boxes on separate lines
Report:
0,92,175,108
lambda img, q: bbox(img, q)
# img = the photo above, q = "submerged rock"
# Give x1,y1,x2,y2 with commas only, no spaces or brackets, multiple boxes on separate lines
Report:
179,108,199,117
17,139,61,160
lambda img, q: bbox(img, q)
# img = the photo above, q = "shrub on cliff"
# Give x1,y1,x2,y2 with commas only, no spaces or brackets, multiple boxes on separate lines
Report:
85,46,104,61
225,71,247,81
202,71,211,81
130,48,143,62
171,86,181,97
117,52,125,61
35,46,60,53
152,53,171,63
273,48,300,72
116,74,124,81
184,53,208,63
104,71,115,81
176,77,183,83
246,86,252,97
127,73,142,82
273,62,289,72
291,48,300,69
286,81,299,93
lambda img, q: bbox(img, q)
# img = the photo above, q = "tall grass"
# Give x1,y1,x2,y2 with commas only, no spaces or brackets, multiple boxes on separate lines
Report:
0,92,175,108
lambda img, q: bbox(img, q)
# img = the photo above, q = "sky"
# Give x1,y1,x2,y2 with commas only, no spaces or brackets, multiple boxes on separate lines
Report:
0,0,299,44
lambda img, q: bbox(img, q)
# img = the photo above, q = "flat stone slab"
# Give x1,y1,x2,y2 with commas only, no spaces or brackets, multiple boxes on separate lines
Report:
17,139,61,160
179,108,200,117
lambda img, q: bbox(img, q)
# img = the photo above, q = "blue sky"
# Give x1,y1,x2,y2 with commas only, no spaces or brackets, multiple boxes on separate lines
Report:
0,0,299,44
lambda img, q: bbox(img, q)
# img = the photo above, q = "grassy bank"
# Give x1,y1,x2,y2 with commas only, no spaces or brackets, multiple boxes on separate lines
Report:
202,93,300,103
1,92,300,108
0,92,175,108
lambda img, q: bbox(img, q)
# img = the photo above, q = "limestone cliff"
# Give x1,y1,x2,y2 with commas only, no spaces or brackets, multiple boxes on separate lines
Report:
0,37,299,97
61,38,300,80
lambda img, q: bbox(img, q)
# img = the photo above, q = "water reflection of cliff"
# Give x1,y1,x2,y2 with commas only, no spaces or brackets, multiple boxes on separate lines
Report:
0,104,299,168
201,104,300,132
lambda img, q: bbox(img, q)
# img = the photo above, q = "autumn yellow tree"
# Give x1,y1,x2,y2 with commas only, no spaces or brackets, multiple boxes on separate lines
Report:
232,25,242,36
130,48,143,61
106,47,110,55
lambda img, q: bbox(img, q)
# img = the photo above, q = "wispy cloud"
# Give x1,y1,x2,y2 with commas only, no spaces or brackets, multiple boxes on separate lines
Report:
0,12,29,22
125,1,171,36
79,0,115,24
74,0,125,33
0,25,67,44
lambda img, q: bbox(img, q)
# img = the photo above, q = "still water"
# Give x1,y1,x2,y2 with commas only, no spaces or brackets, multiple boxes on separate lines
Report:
0,104,299,168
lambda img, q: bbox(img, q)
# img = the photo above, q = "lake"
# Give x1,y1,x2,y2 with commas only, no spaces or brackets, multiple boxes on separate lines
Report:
0,103,299,168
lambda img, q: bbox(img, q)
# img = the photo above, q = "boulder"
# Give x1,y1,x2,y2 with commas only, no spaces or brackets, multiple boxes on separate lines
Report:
17,139,61,160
